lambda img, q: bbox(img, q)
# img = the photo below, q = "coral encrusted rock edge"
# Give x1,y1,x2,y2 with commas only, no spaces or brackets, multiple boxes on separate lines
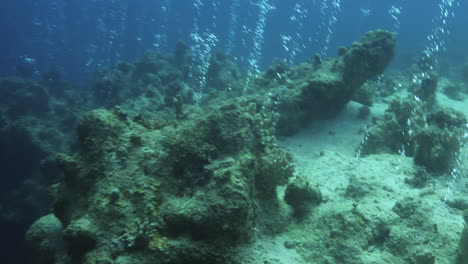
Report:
25,30,396,264
250,29,396,135
32,98,294,264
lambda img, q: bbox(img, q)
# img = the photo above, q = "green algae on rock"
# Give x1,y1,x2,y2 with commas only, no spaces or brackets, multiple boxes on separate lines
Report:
284,177,323,218
24,30,398,264
42,98,294,263
25,214,65,264
250,30,396,135
360,94,467,173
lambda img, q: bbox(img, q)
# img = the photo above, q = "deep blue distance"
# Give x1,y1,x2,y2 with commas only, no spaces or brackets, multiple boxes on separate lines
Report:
0,0,467,85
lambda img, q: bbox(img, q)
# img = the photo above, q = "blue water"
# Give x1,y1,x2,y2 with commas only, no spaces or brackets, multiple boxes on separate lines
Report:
1,0,467,84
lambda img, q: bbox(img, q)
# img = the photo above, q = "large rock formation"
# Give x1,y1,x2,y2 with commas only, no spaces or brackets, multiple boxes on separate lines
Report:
23,30,397,264
252,30,396,135
46,99,293,264
360,76,467,173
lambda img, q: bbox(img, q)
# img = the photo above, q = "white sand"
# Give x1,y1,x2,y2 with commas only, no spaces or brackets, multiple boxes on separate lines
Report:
236,92,467,264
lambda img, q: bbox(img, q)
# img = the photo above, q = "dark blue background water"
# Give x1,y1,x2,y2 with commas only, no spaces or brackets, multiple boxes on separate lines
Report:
1,0,467,85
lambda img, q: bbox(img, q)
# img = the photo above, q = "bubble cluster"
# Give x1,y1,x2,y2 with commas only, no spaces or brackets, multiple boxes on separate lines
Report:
281,3,309,65
248,0,275,75
388,2,404,34
83,0,129,70
356,125,371,159
444,125,468,202
189,0,221,102
423,0,460,67
244,0,276,89
153,0,171,51
190,32,219,102
225,0,240,53
317,0,342,57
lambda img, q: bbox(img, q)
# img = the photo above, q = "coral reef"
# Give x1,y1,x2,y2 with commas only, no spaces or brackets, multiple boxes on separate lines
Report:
413,107,466,172
360,95,426,156
44,94,294,263
46,98,293,264
360,85,467,173
89,48,242,113
251,30,396,135
18,30,398,264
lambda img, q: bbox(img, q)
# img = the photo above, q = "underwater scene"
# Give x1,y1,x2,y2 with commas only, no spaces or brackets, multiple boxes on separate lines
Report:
1,0,468,264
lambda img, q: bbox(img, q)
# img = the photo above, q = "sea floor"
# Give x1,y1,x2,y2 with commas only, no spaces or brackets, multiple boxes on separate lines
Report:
233,91,468,264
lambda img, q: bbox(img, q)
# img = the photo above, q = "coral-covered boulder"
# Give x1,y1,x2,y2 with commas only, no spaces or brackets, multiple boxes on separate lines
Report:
25,214,66,264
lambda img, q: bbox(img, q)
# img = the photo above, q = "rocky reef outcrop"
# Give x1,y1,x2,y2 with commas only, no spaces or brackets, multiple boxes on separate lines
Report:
45,98,293,264
250,30,396,135
360,72,467,173
19,29,397,264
